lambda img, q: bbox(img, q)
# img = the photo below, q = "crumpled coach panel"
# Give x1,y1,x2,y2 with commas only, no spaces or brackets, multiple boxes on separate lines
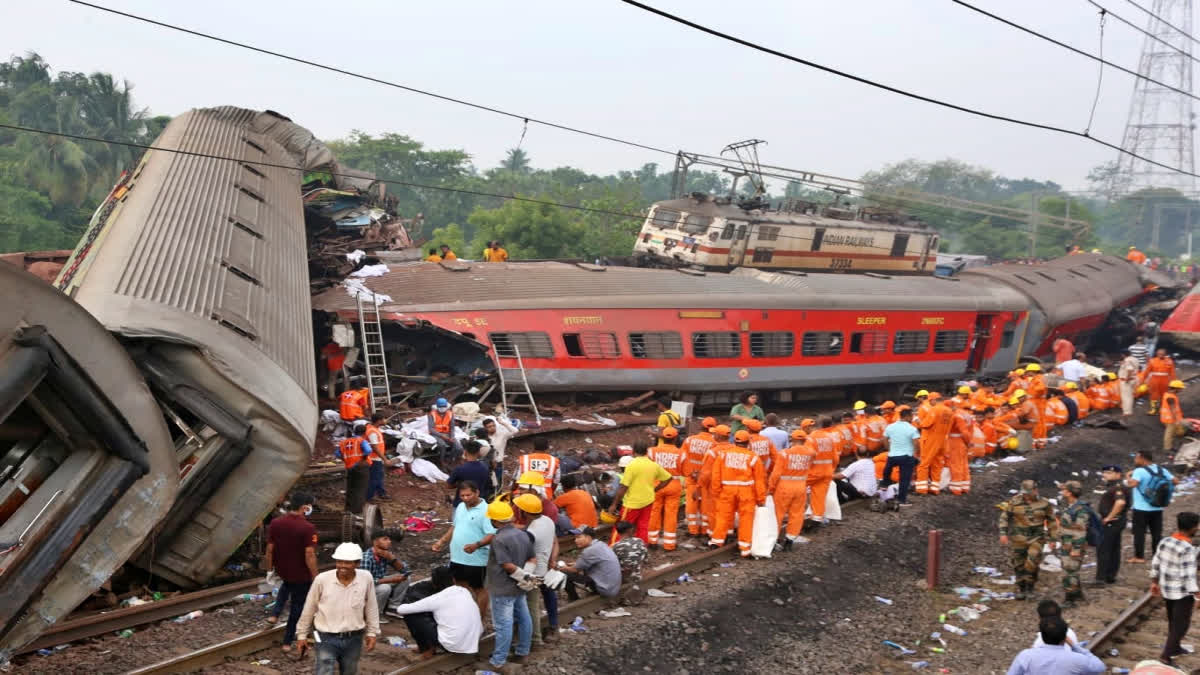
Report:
55,106,318,584
0,265,177,656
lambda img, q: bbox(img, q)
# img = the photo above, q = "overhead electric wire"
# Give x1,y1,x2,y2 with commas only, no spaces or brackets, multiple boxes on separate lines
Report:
950,0,1200,106
1083,0,1200,64
1121,0,1200,47
617,0,1200,182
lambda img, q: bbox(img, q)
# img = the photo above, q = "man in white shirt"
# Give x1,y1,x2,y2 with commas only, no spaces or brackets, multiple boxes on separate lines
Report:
1059,353,1087,384
1030,599,1078,649
760,413,789,454
834,448,878,503
390,566,483,659
296,542,380,674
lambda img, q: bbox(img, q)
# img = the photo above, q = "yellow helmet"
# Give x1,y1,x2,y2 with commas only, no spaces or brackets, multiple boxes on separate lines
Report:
1013,368,1026,376
1013,389,1027,398
1170,379,1186,389
1063,382,1078,390
853,400,867,411
1007,396,1021,406
599,510,619,524
1129,245,1136,250
1106,372,1117,381
516,470,546,487
1091,248,1101,253
1137,383,1149,395
916,390,930,398
1004,437,1019,450
1025,363,1042,372
957,385,972,395
513,493,543,514
486,499,515,521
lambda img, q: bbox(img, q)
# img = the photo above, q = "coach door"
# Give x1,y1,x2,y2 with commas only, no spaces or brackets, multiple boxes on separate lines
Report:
727,222,750,266
968,314,994,372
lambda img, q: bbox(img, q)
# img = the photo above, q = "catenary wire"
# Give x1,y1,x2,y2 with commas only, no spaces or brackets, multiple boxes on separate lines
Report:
1084,0,1200,64
1121,0,1200,46
950,0,1200,107
616,0,1200,180
1086,9,1108,134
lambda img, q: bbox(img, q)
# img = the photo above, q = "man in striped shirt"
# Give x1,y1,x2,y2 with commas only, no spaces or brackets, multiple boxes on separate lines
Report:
1150,511,1200,665
1128,335,1150,371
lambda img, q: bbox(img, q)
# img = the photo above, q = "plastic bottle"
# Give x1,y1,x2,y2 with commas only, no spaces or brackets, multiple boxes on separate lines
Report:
117,629,134,638
874,596,894,605
911,662,930,670
942,624,967,637
173,610,203,623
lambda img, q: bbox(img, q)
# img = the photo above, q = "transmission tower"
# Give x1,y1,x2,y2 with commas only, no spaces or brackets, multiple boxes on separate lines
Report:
1115,0,1196,197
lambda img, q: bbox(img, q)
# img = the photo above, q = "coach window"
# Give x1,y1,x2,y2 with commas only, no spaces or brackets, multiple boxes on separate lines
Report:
1000,322,1016,349
811,228,826,252
489,331,554,358
750,331,794,358
801,331,843,357
692,332,741,358
629,331,684,359
758,226,780,241
849,330,888,355
651,207,680,230
893,330,930,354
719,222,735,240
934,330,970,353
752,248,774,263
563,331,620,359
682,214,713,235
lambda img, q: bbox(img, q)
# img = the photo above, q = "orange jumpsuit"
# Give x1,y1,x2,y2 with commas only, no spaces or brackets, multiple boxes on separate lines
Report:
769,441,815,541
1003,377,1029,399
968,420,987,459
1103,379,1122,407
807,429,838,519
708,444,766,556
873,451,900,481
970,389,1004,409
748,433,780,476
915,402,953,495
681,431,714,535
946,408,973,495
834,423,858,456
864,415,887,451
1140,357,1176,412
980,418,999,455
648,442,686,550
697,441,729,537
1066,391,1091,420
1086,383,1111,411
1127,249,1147,264
1026,375,1049,440
850,415,872,452
1044,398,1069,429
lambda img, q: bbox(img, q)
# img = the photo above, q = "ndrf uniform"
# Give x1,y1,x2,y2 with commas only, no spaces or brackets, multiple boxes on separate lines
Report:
1140,355,1176,415
997,481,1059,598
945,407,973,495
769,440,815,542
648,442,686,550
915,402,953,495
680,431,715,535
747,433,779,476
1059,496,1089,602
806,429,838,520
708,445,766,557
697,440,728,537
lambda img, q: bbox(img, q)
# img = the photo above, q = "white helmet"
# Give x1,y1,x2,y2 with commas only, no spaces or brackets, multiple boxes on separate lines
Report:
332,542,363,561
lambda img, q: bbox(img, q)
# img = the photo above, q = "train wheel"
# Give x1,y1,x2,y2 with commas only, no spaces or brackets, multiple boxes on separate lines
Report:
361,503,384,548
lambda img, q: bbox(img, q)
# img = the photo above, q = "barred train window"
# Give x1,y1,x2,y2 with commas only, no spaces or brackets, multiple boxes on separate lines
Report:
750,331,794,358
489,332,554,358
629,332,684,359
893,330,930,354
562,332,621,359
802,331,843,357
934,330,969,353
1000,322,1016,349
850,331,888,355
692,332,741,358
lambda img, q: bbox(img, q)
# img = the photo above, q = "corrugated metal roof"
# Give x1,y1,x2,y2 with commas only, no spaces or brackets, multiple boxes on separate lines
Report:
311,260,1026,313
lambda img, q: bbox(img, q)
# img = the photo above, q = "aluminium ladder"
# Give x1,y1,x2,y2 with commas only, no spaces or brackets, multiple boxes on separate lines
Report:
356,292,392,412
496,343,541,424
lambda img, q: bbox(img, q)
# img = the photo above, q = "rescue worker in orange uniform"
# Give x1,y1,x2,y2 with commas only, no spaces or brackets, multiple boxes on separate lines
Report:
951,385,972,409
1127,245,1147,265
648,428,686,550
339,421,372,506
363,412,391,502
708,430,766,557
967,407,988,459
1139,348,1177,415
834,411,861,456
970,384,1005,410
1102,372,1122,409
914,390,931,421
339,387,369,422
1043,391,1069,429
915,393,953,495
945,403,974,494
744,419,779,475
873,450,900,483
698,425,732,537
769,429,815,551
880,401,898,424
807,417,839,523
1086,376,1113,411
518,437,561,496
864,405,888,452
1003,368,1028,398
1023,364,1049,441
427,397,461,465
1161,379,1187,452
681,417,717,536
1063,381,1091,420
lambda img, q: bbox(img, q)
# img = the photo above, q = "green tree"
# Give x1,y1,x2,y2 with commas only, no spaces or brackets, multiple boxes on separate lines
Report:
467,197,582,259
427,222,467,257
499,148,531,173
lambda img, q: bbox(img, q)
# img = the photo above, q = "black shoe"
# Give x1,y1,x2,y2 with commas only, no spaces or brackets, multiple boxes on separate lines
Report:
782,538,794,552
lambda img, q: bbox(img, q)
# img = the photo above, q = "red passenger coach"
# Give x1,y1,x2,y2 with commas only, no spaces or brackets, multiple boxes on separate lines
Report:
1162,282,1200,352
313,261,1031,398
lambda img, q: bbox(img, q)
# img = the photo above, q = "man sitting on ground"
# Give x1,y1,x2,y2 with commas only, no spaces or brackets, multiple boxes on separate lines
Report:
1007,615,1105,674
833,448,879,504
361,533,410,619
559,526,622,606
390,565,482,660
1030,599,1078,649
554,474,599,529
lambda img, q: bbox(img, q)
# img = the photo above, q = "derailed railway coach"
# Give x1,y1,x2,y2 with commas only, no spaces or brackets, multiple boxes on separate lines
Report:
0,106,324,659
312,253,1161,405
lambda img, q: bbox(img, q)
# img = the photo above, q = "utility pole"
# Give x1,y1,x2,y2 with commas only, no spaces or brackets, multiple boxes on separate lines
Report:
1029,192,1040,257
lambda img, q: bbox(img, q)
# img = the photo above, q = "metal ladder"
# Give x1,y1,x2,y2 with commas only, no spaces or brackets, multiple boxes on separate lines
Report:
497,344,541,424
356,292,392,412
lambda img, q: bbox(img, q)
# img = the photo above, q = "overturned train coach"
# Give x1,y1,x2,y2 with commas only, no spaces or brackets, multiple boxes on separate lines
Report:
0,107,321,657
313,253,1164,403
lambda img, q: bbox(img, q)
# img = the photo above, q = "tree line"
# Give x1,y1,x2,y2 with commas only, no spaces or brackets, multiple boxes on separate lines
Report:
3,51,1196,262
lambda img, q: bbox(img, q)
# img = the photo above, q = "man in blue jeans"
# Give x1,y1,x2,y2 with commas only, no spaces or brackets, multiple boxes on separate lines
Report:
881,407,921,506
479,499,537,672
296,542,380,675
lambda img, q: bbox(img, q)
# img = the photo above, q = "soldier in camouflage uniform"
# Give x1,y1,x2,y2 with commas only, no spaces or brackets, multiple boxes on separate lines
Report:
998,479,1059,599
611,520,649,605
1058,480,1089,607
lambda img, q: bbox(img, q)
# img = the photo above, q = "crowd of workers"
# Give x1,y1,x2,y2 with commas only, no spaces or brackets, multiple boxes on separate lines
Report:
423,240,511,263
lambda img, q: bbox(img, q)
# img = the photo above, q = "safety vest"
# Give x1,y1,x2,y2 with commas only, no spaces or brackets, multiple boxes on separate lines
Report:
1044,398,1069,427
1161,392,1184,424
363,423,384,464
429,409,453,434
1067,392,1091,419
947,408,973,445
968,424,987,458
340,436,366,469
340,388,368,421
650,443,686,478
518,453,560,486
747,434,778,474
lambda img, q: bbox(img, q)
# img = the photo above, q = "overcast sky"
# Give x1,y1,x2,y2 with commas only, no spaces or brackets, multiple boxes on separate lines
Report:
1,0,1176,190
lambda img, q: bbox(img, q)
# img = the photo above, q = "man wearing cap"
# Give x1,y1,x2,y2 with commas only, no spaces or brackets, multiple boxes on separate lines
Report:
513,492,559,649
744,418,779,475
709,429,766,557
850,401,874,451
1093,465,1129,585
648,428,686,551
296,542,380,674
770,429,815,549
1161,379,1187,452
1118,347,1141,417
863,405,887,452
606,442,672,544
1058,481,1090,607
1003,369,1029,399
482,499,536,671
998,480,1059,600
681,417,718,536
428,397,461,466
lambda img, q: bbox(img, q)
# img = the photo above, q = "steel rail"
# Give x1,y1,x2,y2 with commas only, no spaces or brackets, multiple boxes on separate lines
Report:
1087,590,1157,655
125,625,286,674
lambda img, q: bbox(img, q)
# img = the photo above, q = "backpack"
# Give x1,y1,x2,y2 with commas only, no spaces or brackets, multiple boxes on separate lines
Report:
1074,502,1104,548
1140,465,1174,508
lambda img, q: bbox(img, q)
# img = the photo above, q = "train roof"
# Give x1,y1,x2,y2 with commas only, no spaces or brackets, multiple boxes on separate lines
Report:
960,253,1143,327
650,196,933,234
311,260,1027,314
